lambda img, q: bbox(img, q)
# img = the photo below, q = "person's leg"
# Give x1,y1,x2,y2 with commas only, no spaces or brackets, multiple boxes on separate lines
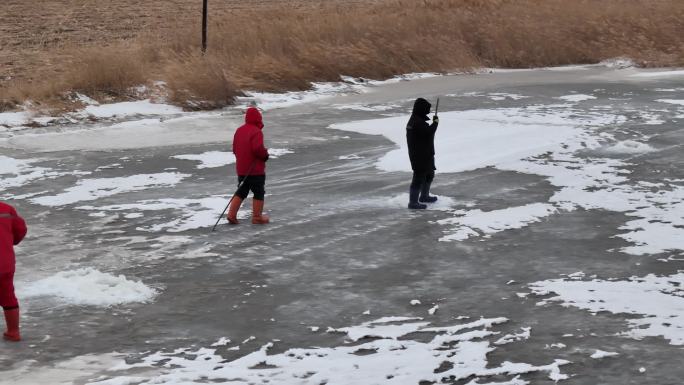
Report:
408,172,427,209
250,176,269,224
419,170,437,203
227,176,250,224
1,272,20,342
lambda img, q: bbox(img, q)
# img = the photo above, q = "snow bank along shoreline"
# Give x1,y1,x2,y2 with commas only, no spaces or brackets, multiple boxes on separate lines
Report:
2,62,682,134
0,73,440,134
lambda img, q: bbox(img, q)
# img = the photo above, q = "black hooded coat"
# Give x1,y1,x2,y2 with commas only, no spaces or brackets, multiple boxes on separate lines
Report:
406,98,438,172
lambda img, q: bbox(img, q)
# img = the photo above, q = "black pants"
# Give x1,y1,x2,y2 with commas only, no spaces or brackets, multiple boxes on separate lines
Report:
236,175,266,200
410,170,434,192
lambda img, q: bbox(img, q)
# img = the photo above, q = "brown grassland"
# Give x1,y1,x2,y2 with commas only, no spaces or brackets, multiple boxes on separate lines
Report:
1,0,684,111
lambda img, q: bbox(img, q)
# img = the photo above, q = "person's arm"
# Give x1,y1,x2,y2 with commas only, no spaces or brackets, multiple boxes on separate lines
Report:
251,131,270,161
429,116,439,133
232,132,237,155
11,208,27,246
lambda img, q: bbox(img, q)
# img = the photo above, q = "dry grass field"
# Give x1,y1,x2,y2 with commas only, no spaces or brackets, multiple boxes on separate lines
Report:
1,0,683,111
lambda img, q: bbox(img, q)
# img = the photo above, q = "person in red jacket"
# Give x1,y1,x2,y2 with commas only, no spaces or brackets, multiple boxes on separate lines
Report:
0,202,27,342
227,107,271,225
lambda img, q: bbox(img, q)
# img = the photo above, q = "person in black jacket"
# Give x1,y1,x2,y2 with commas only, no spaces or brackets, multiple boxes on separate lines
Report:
406,98,439,209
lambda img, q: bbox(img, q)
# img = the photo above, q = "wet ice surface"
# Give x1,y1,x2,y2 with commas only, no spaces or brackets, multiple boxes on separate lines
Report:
1,67,684,384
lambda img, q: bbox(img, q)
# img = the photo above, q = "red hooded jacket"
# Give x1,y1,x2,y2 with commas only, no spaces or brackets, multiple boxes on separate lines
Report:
0,202,27,274
233,107,269,176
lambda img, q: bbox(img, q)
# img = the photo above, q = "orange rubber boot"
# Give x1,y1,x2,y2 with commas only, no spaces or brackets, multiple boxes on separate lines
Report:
3,308,20,342
252,199,270,224
226,196,243,225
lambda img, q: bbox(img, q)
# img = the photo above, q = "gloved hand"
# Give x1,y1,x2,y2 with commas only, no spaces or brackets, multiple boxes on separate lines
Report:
264,153,270,162
433,115,439,124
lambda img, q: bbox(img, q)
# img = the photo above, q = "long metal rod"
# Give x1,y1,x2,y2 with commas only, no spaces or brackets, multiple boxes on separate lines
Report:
211,162,256,232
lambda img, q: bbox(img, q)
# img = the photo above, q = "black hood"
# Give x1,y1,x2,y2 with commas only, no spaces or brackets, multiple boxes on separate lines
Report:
412,98,431,118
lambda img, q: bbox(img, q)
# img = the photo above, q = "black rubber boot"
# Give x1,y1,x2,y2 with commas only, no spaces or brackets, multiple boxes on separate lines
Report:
408,188,427,209
419,182,438,203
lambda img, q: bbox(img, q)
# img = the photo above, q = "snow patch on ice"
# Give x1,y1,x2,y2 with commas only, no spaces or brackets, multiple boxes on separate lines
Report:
438,203,557,242
542,65,592,72
482,65,594,74
390,72,442,81
481,68,536,74
635,111,666,125
81,100,182,119
2,353,129,385
656,99,684,106
618,214,684,256
169,148,290,166
590,350,620,359
599,57,636,69
211,337,232,347
92,316,570,385
558,94,597,102
333,103,400,112
172,151,235,169
0,110,31,127
494,327,532,345
31,173,189,206
74,93,99,106
487,93,529,101
338,154,364,160
353,73,442,85
269,148,294,158
22,268,158,306
466,377,529,385
96,163,124,171
330,316,428,341
0,155,63,193
523,156,684,255
240,73,445,111
240,82,366,111
631,70,684,78
603,140,656,154
330,105,616,174
530,273,684,345
78,196,248,233
546,343,566,349
1,111,241,151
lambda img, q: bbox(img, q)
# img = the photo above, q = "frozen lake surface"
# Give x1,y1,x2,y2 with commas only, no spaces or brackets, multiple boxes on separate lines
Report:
1,66,683,384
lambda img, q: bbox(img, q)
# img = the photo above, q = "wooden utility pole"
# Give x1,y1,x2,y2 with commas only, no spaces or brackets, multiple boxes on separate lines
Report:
202,0,208,53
